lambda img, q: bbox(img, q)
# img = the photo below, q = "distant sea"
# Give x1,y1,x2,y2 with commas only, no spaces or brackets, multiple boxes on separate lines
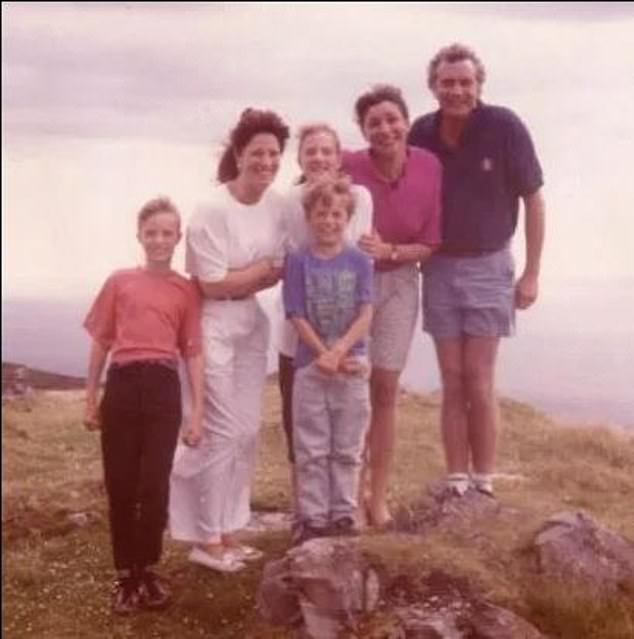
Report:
3,282,633,429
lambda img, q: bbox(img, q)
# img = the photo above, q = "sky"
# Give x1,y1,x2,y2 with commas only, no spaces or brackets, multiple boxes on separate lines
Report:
3,1,634,299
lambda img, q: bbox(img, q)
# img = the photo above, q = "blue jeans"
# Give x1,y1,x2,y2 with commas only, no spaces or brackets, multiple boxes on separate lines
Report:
292,362,370,528
100,361,181,571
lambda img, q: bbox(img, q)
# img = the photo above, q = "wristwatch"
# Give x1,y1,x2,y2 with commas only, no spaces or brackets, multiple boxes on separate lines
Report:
390,244,399,262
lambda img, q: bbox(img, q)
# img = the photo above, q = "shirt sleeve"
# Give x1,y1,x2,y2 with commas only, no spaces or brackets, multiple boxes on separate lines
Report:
178,280,203,358
348,185,373,243
83,273,117,350
185,204,229,282
506,113,544,197
283,252,306,319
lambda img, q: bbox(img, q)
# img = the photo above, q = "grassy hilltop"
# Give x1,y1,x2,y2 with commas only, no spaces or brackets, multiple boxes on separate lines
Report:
2,377,634,638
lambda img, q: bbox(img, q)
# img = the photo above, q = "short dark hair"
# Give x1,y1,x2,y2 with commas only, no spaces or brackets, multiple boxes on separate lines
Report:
137,196,180,229
217,108,290,183
302,175,355,219
354,84,409,127
427,43,486,88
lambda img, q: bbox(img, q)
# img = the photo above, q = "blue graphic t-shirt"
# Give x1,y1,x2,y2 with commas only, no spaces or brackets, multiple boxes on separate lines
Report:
283,246,373,368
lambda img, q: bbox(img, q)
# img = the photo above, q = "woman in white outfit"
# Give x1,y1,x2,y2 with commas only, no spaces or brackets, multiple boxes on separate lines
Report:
277,123,373,511
170,108,289,572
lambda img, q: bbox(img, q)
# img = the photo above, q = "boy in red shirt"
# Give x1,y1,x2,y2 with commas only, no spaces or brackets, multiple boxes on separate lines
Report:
83,197,203,614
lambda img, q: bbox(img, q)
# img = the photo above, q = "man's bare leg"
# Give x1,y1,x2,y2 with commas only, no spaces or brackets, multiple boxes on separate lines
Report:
434,337,470,485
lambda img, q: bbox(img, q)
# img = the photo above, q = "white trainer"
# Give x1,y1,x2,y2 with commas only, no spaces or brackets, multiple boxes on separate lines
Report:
227,544,264,562
188,547,246,573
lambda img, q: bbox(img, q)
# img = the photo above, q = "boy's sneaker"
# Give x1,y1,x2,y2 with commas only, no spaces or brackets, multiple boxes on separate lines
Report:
331,516,361,537
293,523,328,546
111,574,139,615
138,569,172,610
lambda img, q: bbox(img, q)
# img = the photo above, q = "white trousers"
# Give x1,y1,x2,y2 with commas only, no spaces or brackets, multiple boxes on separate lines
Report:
170,299,269,544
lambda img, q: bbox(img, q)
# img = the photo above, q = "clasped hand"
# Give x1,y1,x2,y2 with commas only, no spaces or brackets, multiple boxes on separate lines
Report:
316,349,367,376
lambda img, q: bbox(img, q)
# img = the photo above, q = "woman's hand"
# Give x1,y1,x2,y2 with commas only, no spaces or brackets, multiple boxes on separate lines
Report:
259,260,283,289
358,229,389,260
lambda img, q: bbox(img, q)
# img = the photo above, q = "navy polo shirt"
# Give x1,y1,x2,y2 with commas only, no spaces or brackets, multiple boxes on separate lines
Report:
408,103,543,252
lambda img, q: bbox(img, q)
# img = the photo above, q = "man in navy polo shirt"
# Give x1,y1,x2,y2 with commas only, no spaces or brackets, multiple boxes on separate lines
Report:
408,43,545,498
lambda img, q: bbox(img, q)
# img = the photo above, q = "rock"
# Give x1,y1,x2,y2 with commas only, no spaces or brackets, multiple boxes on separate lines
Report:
396,483,500,534
395,607,462,639
258,536,380,639
257,535,550,639
469,602,547,638
257,557,302,627
532,510,634,595
394,599,546,639
385,570,547,639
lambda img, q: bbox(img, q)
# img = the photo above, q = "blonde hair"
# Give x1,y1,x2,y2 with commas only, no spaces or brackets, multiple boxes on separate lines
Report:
297,122,341,154
137,196,180,229
295,122,342,184
302,175,355,219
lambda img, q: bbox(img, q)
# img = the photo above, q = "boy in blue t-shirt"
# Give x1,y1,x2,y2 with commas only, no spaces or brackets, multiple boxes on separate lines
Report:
283,176,373,544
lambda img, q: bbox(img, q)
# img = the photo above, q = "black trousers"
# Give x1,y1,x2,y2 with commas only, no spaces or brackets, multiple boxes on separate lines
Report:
278,353,295,463
100,361,181,571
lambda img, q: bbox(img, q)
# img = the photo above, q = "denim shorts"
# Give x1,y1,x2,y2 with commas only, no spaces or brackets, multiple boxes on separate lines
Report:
422,248,515,338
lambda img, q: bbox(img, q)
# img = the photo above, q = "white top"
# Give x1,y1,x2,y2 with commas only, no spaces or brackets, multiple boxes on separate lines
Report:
186,184,286,340
278,182,373,357
186,183,286,283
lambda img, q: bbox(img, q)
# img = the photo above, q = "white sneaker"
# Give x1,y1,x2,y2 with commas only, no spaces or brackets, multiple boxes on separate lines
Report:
188,547,246,573
227,544,264,562
446,473,470,497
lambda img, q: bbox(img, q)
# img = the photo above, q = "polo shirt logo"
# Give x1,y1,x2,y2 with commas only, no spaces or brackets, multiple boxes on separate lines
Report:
481,157,494,172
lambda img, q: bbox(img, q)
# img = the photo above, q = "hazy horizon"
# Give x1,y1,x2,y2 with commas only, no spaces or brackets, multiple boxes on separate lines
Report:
3,284,633,429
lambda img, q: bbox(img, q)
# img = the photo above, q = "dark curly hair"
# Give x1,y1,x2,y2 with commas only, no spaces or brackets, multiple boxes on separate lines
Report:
354,84,409,128
217,108,290,183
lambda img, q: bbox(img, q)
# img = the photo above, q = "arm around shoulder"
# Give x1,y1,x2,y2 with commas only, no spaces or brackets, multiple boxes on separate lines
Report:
197,257,279,299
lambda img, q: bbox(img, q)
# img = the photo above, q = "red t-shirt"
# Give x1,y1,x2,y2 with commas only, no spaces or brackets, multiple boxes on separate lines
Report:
84,267,202,364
